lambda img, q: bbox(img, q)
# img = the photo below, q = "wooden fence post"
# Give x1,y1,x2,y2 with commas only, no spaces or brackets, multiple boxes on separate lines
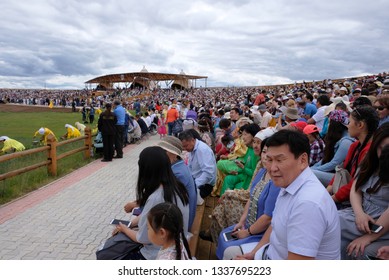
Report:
84,127,92,159
47,134,57,176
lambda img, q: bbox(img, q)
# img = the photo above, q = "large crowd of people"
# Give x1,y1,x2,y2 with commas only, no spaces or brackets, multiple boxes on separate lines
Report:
2,72,389,260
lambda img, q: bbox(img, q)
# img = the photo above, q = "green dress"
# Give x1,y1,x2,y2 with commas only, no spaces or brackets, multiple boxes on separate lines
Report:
220,146,259,195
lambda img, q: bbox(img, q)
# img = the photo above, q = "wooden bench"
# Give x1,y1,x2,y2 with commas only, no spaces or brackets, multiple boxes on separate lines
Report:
188,202,206,257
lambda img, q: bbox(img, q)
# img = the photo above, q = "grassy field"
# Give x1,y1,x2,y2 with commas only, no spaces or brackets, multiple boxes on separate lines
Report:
0,108,98,205
0,110,95,148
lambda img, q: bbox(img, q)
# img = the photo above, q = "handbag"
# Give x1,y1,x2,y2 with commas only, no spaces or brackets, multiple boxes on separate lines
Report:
332,164,352,194
96,232,142,260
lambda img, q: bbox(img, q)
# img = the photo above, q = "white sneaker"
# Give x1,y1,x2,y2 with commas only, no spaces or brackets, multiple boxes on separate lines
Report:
197,194,204,205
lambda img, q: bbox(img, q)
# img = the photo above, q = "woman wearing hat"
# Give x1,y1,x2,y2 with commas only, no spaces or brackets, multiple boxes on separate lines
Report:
312,110,354,186
61,124,81,140
0,136,25,155
157,136,197,230
33,127,57,145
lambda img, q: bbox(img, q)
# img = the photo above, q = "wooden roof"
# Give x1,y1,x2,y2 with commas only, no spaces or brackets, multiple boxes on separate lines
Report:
85,72,208,84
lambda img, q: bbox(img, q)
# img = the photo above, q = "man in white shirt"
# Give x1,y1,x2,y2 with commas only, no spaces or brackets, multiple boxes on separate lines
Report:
307,95,331,131
258,104,272,129
230,129,340,260
179,130,217,198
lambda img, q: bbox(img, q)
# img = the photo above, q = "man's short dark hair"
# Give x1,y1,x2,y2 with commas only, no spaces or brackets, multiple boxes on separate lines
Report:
266,129,310,159
219,118,231,129
231,107,241,115
317,95,331,106
178,130,195,141
305,93,314,102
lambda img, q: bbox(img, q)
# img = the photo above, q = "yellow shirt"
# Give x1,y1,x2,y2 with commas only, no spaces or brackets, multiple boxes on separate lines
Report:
1,138,25,153
34,128,57,145
66,126,81,138
227,137,247,160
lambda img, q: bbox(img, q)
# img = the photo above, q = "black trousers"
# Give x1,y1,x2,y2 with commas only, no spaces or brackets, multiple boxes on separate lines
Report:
114,125,124,157
198,184,214,198
102,134,114,160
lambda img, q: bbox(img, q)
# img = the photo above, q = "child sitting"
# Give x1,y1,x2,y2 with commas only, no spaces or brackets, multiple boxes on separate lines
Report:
303,124,325,166
147,202,192,260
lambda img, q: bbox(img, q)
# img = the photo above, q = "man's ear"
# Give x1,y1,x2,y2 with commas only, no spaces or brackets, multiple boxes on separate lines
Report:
300,152,309,168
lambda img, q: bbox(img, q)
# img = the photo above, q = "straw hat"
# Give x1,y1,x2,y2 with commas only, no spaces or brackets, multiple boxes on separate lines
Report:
157,136,183,157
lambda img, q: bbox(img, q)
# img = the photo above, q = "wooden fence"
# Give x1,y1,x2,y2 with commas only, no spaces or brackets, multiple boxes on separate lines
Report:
0,128,93,181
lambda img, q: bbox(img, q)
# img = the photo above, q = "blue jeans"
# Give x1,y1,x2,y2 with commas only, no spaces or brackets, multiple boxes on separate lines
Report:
168,122,174,136
312,169,334,187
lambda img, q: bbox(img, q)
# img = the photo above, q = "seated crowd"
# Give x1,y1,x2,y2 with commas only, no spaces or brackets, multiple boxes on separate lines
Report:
94,74,389,260
2,73,389,260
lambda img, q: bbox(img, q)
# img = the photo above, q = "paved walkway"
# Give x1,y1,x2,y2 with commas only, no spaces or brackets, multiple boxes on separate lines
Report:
0,135,161,260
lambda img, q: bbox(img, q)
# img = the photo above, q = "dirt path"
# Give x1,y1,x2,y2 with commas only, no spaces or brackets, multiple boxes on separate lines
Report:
0,104,74,113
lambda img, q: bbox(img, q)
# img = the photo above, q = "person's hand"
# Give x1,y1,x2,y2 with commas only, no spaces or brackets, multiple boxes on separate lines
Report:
111,227,120,236
346,234,374,258
235,160,244,169
354,213,374,234
220,155,228,159
230,170,238,175
234,251,255,260
233,222,244,232
377,246,389,260
235,229,250,239
124,201,137,213
116,222,129,234
326,185,333,195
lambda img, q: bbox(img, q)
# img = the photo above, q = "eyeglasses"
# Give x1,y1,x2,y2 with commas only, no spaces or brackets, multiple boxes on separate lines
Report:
374,106,386,111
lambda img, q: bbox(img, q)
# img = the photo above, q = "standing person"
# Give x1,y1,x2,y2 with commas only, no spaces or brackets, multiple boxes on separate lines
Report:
114,146,189,260
97,103,117,162
89,105,95,124
0,136,25,154
165,104,179,136
235,129,340,260
338,123,389,259
157,113,167,139
133,99,141,115
179,130,217,199
113,99,125,158
123,111,131,146
147,202,192,260
81,105,87,123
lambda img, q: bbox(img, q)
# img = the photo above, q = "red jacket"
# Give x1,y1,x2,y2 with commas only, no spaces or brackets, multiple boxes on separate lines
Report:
329,140,371,202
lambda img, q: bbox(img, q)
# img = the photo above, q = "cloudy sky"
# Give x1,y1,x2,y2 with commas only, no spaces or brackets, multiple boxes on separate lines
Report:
0,0,388,89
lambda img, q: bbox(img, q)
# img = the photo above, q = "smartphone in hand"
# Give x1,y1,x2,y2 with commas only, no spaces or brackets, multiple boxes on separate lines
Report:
369,222,383,233
110,219,132,228
223,229,240,242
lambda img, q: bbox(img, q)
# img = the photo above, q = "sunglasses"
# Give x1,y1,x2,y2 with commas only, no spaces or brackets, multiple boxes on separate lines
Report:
374,106,386,111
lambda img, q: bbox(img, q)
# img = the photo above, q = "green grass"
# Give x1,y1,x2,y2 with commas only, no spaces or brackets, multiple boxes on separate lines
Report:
0,111,98,205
